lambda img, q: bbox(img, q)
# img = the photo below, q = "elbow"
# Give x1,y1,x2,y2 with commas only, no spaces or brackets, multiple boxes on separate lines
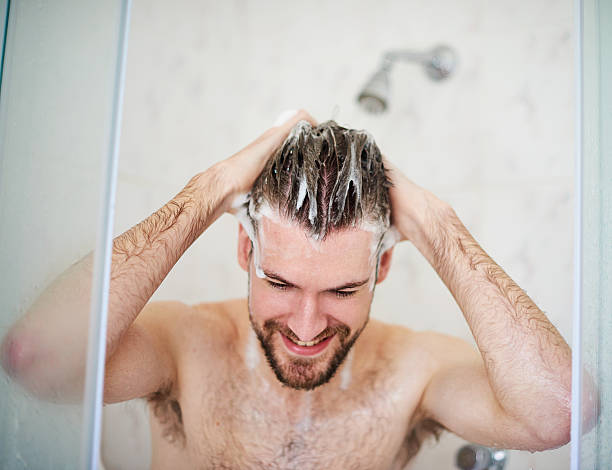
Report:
533,418,571,451
525,404,571,451
529,372,602,449
1,326,81,401
509,385,572,451
1,327,38,381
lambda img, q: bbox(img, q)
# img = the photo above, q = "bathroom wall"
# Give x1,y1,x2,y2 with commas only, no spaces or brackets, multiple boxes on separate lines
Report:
103,0,574,468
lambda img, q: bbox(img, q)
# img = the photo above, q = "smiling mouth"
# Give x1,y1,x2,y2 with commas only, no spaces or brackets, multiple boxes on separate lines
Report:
280,332,335,356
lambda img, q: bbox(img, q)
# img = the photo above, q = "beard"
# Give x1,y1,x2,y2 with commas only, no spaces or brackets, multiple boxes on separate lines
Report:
249,310,368,391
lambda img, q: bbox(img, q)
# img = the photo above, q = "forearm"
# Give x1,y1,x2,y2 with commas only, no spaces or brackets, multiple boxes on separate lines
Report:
106,166,228,355
399,188,571,432
1,165,230,399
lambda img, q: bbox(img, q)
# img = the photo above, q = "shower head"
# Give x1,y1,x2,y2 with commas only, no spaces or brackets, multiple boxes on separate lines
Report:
357,64,391,114
357,44,457,114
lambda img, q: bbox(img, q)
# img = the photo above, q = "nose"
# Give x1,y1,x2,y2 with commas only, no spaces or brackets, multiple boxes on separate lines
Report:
286,294,327,342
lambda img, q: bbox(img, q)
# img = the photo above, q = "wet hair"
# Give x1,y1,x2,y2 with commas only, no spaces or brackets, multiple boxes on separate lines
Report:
248,120,391,239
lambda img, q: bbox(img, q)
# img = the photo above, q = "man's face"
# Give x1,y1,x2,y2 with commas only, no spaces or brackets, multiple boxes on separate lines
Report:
238,216,392,390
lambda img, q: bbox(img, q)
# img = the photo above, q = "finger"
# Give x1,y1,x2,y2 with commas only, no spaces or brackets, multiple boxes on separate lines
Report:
272,110,300,127
381,153,396,171
248,109,317,155
269,109,317,142
381,154,400,183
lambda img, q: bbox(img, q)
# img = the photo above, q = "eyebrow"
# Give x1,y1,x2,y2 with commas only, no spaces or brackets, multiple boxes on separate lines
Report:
262,269,370,291
263,270,297,288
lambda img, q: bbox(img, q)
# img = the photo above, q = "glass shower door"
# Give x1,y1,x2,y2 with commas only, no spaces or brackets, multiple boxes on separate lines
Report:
0,1,129,468
572,0,612,468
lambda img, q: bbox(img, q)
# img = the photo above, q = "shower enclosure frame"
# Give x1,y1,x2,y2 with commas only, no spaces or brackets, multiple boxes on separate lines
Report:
571,0,612,468
570,0,584,467
80,1,132,468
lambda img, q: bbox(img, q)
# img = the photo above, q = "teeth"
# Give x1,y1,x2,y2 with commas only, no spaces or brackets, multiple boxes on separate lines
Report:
292,336,327,347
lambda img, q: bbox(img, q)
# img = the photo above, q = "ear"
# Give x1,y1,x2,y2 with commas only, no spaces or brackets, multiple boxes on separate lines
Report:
237,223,252,272
376,247,394,284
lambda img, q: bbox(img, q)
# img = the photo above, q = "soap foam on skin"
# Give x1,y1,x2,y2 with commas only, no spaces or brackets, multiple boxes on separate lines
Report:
245,327,261,371
295,392,313,432
231,194,266,279
339,349,354,390
233,191,398,286
233,199,398,289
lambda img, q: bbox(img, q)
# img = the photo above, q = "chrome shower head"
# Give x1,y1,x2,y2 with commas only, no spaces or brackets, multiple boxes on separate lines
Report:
357,65,391,114
357,44,457,114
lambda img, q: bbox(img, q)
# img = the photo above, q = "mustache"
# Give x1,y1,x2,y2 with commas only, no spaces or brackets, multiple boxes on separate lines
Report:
263,319,350,343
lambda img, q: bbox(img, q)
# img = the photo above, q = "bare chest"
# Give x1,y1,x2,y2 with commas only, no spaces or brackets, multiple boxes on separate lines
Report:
151,370,422,470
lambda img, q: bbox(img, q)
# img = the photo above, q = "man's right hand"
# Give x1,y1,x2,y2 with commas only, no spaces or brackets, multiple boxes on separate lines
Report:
214,109,316,213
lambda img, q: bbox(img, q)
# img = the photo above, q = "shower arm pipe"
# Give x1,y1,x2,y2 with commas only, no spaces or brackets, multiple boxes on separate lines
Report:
380,49,432,71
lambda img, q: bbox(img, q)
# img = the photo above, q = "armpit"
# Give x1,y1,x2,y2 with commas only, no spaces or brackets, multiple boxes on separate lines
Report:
147,382,186,446
401,417,446,463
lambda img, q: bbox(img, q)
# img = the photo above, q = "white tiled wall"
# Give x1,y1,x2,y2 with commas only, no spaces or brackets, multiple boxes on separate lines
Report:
104,0,574,468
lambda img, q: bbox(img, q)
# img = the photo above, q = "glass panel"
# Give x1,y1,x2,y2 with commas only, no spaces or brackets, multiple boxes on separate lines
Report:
0,0,125,468
577,0,612,468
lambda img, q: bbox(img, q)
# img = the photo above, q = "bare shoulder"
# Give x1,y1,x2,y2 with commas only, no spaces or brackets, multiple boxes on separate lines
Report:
141,298,245,352
409,330,480,366
362,319,479,372
362,318,415,355
355,318,418,376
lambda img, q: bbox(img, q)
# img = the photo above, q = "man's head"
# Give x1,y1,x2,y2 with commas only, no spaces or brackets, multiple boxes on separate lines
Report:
237,120,395,390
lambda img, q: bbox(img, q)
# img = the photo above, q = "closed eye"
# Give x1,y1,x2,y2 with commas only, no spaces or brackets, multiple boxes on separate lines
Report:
335,290,357,298
267,280,289,291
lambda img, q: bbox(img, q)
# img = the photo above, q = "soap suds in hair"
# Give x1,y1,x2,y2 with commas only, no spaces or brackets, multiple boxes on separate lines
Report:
250,120,391,240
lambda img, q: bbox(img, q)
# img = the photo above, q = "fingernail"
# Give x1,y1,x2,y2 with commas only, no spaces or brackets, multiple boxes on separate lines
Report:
272,109,298,127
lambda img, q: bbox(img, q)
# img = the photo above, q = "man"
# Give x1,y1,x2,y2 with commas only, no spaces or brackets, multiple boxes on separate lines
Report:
2,110,571,469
